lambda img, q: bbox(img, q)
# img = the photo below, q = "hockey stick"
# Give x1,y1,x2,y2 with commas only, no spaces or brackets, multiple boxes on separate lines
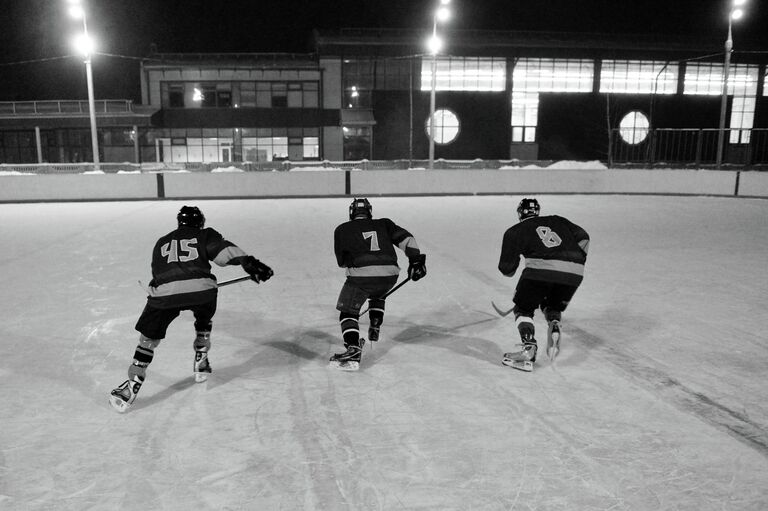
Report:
138,275,254,294
217,275,255,287
491,301,515,317
358,276,412,317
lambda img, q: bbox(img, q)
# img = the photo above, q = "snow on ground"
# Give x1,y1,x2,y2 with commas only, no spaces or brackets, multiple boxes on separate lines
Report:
1,195,767,510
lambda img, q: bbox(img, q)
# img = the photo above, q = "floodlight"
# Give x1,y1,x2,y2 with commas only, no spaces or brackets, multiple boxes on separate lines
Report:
73,33,95,56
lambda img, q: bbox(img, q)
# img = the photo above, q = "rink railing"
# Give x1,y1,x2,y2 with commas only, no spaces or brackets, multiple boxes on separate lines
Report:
2,165,768,202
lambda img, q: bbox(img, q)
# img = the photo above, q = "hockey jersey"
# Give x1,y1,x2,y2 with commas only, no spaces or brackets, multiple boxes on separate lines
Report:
334,217,420,278
498,215,590,286
147,226,247,309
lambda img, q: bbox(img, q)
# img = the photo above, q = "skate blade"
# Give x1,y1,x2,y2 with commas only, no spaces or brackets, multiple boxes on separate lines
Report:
194,372,209,383
108,394,131,413
501,356,533,372
329,360,360,371
546,347,560,362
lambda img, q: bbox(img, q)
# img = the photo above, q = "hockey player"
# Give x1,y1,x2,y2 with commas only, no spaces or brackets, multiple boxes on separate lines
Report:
109,205,273,412
331,198,427,370
498,198,589,371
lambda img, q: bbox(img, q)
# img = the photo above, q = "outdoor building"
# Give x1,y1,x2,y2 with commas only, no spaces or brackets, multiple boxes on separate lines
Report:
1,29,766,166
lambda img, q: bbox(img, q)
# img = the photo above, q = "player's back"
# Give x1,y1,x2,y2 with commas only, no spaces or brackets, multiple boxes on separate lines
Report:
335,218,400,269
152,226,218,285
512,215,587,265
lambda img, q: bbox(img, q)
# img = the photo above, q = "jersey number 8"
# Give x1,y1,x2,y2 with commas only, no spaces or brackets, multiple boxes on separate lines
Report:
536,227,562,248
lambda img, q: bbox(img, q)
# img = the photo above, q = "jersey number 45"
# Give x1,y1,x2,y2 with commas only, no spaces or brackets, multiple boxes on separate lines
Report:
161,238,199,263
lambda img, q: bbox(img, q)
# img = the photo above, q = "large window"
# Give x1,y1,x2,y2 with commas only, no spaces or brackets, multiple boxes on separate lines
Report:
420,57,506,91
684,63,758,143
342,57,415,108
683,63,758,96
343,59,374,109
161,81,317,109
512,58,594,93
510,59,594,142
600,60,678,94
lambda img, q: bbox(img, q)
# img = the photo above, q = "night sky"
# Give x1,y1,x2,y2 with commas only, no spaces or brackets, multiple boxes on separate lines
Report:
1,0,766,103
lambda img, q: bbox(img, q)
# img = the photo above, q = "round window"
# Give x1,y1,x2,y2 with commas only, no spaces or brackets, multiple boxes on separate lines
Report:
425,109,460,145
619,111,650,145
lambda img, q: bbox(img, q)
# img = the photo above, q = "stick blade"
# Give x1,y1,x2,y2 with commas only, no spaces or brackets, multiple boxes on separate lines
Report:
491,301,514,317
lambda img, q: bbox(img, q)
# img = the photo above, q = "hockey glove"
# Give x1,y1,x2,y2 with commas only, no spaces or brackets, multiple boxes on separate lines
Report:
407,253,427,282
241,255,274,283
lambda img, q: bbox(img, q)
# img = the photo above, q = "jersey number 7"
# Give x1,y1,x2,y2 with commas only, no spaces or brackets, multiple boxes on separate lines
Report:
362,231,381,251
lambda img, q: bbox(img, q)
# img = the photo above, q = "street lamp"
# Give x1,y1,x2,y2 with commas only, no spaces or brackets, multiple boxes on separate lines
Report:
716,0,747,168
68,0,100,170
427,0,451,171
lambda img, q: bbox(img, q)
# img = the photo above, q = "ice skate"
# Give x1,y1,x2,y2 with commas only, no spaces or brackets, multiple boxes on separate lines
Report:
547,320,561,361
502,342,538,372
194,351,212,383
109,376,143,413
329,340,365,371
368,326,380,342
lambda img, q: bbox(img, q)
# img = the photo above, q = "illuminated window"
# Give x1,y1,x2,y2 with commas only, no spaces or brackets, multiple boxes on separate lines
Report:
421,57,506,91
600,60,678,94
683,63,758,143
425,109,460,144
512,58,594,93
511,92,538,142
683,63,758,96
619,111,650,144
730,97,756,144
509,59,592,143
303,137,319,158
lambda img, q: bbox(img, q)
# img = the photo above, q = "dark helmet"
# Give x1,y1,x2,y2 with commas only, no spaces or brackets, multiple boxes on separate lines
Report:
517,198,540,221
349,197,373,220
177,205,205,228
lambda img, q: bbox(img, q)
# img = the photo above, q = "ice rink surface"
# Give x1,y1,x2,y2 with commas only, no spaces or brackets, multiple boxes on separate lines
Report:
1,194,767,510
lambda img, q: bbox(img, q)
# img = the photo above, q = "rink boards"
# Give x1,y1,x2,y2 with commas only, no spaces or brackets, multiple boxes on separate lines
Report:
1,167,767,202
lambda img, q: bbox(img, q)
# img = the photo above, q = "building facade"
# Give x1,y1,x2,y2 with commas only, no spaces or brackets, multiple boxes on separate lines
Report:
1,29,766,166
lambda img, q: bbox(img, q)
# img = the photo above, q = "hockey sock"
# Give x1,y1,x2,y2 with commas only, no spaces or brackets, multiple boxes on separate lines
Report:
194,331,211,352
367,298,385,329
515,315,536,343
339,312,361,347
129,335,160,380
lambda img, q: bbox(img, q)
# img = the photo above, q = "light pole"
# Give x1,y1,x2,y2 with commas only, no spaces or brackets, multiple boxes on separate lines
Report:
68,0,100,170
716,0,747,169
427,0,450,171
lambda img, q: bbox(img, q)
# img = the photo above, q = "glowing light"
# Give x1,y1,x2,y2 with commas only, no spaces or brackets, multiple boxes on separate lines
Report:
435,6,450,22
68,5,84,18
72,33,95,56
427,35,442,55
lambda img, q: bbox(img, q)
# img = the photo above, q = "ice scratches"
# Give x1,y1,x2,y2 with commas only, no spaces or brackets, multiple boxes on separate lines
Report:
571,325,768,457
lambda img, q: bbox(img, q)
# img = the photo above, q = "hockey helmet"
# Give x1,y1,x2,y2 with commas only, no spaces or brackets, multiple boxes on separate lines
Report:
517,198,540,221
349,197,373,220
177,205,205,228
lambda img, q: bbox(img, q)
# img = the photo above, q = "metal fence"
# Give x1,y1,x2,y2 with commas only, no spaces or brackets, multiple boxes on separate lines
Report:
610,128,768,167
